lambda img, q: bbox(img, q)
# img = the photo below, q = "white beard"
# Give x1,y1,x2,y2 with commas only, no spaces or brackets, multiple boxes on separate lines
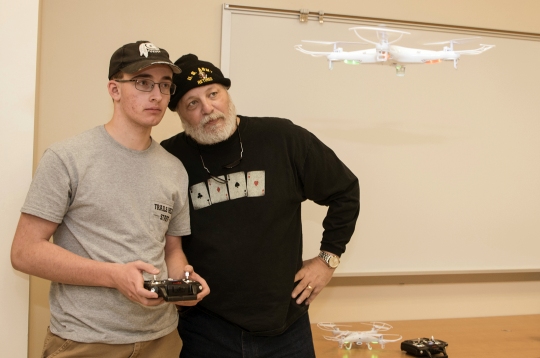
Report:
181,101,237,145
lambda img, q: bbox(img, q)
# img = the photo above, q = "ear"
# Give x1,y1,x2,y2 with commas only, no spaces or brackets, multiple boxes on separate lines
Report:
108,80,121,101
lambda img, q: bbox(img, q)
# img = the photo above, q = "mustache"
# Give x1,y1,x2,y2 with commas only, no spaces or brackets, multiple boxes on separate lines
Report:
201,111,225,125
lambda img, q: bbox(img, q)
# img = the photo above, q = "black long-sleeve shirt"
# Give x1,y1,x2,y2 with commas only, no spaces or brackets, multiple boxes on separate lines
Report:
161,116,360,335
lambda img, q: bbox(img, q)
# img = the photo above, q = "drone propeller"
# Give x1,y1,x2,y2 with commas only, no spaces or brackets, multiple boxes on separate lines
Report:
361,321,393,332
316,322,352,331
379,334,402,342
422,38,494,69
453,44,495,55
424,37,482,52
424,36,482,46
378,334,403,349
350,26,410,35
317,322,338,331
294,45,333,57
301,40,366,46
299,40,366,54
322,334,341,341
350,26,410,45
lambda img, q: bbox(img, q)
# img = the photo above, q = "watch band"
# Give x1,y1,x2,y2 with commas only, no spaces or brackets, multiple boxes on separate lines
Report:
318,251,340,268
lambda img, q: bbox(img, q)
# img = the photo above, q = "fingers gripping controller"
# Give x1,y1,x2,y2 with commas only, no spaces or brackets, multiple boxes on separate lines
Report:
144,272,203,301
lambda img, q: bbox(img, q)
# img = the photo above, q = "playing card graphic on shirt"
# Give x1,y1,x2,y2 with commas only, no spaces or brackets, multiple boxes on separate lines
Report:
227,172,247,200
247,171,265,197
190,182,212,210
208,176,229,204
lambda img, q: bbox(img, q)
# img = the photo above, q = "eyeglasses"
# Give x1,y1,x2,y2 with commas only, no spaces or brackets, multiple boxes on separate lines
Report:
199,127,243,185
115,78,176,95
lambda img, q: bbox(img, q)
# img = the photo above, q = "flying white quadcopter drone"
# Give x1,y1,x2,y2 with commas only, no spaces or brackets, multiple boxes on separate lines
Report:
317,321,402,350
295,26,495,76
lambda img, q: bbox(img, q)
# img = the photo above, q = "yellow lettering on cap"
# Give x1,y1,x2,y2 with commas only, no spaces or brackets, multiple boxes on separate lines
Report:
196,77,214,85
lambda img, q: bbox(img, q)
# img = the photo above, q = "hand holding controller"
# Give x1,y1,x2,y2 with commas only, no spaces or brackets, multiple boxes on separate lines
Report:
144,272,203,302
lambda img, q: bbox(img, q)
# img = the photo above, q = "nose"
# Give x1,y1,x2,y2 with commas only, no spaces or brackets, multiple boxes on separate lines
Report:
149,84,163,102
200,98,214,115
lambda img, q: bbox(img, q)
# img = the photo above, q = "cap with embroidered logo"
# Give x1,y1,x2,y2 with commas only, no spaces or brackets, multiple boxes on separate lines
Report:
168,54,231,111
108,41,181,79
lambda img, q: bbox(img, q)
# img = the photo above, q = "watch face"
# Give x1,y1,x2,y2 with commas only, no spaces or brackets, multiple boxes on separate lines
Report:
329,256,340,268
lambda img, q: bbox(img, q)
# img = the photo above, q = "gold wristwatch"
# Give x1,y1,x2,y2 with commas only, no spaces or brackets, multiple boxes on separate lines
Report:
318,251,340,269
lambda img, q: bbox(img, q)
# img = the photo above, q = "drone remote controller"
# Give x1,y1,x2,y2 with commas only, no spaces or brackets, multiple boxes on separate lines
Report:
401,337,448,358
144,272,202,302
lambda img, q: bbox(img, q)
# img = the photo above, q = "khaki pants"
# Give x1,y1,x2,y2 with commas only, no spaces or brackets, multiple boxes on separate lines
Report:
41,327,182,358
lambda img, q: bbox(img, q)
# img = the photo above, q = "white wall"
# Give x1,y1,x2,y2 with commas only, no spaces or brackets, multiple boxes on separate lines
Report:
310,275,540,323
0,0,39,357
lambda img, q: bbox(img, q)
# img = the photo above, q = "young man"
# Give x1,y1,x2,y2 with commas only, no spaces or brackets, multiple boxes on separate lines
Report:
11,41,209,358
161,54,360,358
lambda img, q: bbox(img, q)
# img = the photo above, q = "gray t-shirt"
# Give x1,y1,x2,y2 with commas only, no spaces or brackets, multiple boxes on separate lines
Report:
22,125,190,344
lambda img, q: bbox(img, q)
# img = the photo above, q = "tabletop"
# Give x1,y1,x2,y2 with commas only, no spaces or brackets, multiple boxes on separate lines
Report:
311,314,540,358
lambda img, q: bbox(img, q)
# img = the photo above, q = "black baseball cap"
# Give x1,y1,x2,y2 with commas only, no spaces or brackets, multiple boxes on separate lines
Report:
108,41,181,79
168,54,231,111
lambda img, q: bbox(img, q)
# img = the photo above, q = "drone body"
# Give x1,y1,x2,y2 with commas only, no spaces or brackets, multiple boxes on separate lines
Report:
318,322,402,350
295,26,495,75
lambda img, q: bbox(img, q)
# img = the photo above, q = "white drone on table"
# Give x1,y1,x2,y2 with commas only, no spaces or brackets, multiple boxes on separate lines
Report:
317,321,402,350
295,26,495,76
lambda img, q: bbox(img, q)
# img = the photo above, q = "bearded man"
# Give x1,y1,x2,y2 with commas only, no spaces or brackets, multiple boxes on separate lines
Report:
161,54,360,358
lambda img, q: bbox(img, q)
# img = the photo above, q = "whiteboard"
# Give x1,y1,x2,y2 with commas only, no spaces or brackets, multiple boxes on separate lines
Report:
221,6,540,276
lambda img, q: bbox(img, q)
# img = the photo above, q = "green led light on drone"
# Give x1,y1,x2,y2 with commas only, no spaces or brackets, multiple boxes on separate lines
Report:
344,60,360,65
